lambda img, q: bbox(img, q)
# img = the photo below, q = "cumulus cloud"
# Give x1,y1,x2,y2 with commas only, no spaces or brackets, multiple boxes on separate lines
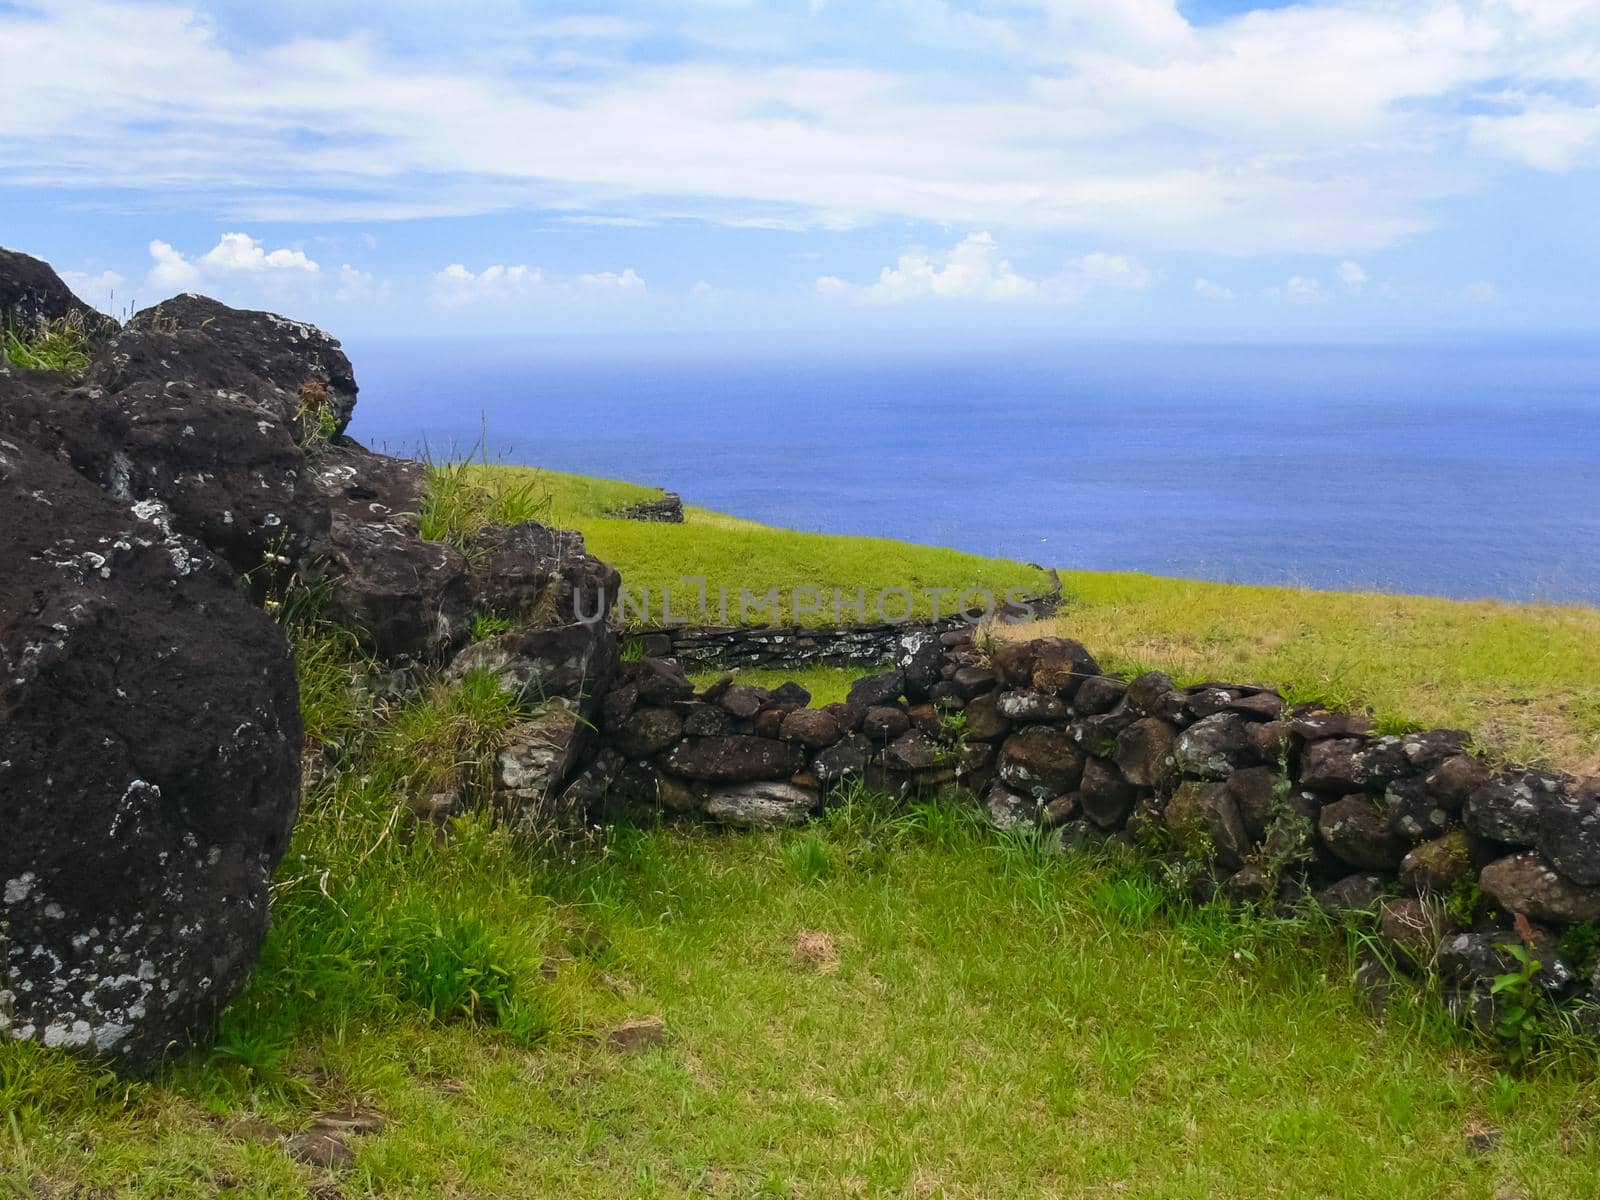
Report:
433,262,645,307
818,233,1149,305
1265,276,1326,304
145,233,319,294
1193,277,1234,302
1338,260,1369,290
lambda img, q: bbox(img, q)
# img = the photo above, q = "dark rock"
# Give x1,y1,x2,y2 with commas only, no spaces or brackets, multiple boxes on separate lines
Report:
906,702,944,738
1426,754,1490,808
1400,830,1475,895
1042,795,1080,828
612,707,684,759
496,703,587,796
1078,758,1139,829
960,690,1010,740
663,736,801,783
1439,929,1575,994
633,658,696,706
0,435,300,1070
609,490,683,523
305,443,468,660
1028,637,1100,698
823,700,864,733
95,294,358,435
1225,863,1273,903
1400,729,1471,772
704,781,819,828
1465,771,1564,847
811,735,874,788
1071,674,1126,716
984,783,1036,830
601,684,639,732
848,671,904,708
1480,852,1600,923
779,708,843,749
1299,736,1407,793
1245,720,1291,759
752,706,786,738
996,689,1067,722
1112,717,1179,791
768,681,813,711
951,665,998,699
680,701,730,738
1173,713,1259,780
448,621,617,706
998,727,1085,800
1067,710,1138,759
884,730,940,773
988,641,1037,688
1184,684,1282,721
894,630,945,701
0,246,117,340
1540,792,1600,886
712,681,768,718
1384,777,1453,843
927,681,962,709
1288,711,1375,741
1228,766,1282,842
1125,672,1184,721
467,521,619,627
862,705,912,742
1165,781,1249,869
1317,796,1407,869
656,776,704,813
1315,873,1388,915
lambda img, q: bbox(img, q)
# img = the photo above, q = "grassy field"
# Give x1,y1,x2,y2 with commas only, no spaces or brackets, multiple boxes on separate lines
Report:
448,463,1600,775
11,779,1600,1199
7,461,1600,1197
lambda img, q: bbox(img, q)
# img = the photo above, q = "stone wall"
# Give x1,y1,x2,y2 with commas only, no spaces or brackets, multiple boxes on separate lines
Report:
630,591,1060,670
508,629,1600,1029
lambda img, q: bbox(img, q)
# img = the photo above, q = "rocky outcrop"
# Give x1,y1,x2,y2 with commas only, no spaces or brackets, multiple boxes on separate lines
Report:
0,427,300,1071
0,246,118,341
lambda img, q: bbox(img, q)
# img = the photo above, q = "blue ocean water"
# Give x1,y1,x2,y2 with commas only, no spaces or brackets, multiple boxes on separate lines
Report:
345,334,1600,605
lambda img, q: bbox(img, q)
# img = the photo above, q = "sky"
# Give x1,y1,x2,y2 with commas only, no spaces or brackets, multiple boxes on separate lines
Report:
2,0,1598,337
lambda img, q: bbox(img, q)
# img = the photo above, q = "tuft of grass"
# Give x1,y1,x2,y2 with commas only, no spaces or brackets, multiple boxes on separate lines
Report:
3,313,92,377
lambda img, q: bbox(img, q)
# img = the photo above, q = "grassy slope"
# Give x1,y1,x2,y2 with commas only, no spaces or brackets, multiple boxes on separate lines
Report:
11,800,1600,1199
9,463,1600,1196
478,464,1600,774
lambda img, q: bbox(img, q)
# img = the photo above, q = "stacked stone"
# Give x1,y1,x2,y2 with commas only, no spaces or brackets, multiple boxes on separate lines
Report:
552,630,1600,1021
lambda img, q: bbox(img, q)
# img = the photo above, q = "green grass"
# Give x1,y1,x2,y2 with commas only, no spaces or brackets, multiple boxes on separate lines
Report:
457,464,1052,627
684,664,863,706
461,464,1600,774
1029,572,1600,775
3,313,92,377
10,779,1600,1198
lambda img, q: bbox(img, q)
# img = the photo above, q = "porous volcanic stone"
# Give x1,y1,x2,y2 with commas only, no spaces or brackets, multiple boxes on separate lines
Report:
662,736,801,783
998,726,1085,800
1317,796,1407,869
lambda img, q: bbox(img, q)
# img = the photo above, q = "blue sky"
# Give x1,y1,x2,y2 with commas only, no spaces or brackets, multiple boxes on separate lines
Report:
2,0,1598,337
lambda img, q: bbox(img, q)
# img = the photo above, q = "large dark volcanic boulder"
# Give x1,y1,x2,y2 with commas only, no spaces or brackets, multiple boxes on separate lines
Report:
0,433,300,1071
90,294,358,435
0,246,117,340
306,442,470,659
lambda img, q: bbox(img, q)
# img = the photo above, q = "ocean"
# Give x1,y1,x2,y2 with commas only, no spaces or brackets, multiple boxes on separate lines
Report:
344,334,1600,606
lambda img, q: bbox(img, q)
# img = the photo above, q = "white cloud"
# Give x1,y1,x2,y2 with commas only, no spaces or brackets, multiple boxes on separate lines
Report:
334,263,384,303
199,232,319,273
433,262,644,307
1193,277,1234,301
1,1,1596,254
59,268,125,313
818,233,1150,305
1265,276,1325,304
1462,280,1499,304
1337,260,1369,290
147,239,202,291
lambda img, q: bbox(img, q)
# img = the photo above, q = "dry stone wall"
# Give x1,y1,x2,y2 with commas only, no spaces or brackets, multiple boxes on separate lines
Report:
508,629,1600,1027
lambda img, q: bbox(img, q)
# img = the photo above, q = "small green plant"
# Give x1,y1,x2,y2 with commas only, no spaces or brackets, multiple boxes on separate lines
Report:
294,378,339,455
2,313,91,377
1491,936,1545,1065
619,638,646,663
471,611,514,641
784,834,831,881
417,437,553,548
389,910,523,1025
